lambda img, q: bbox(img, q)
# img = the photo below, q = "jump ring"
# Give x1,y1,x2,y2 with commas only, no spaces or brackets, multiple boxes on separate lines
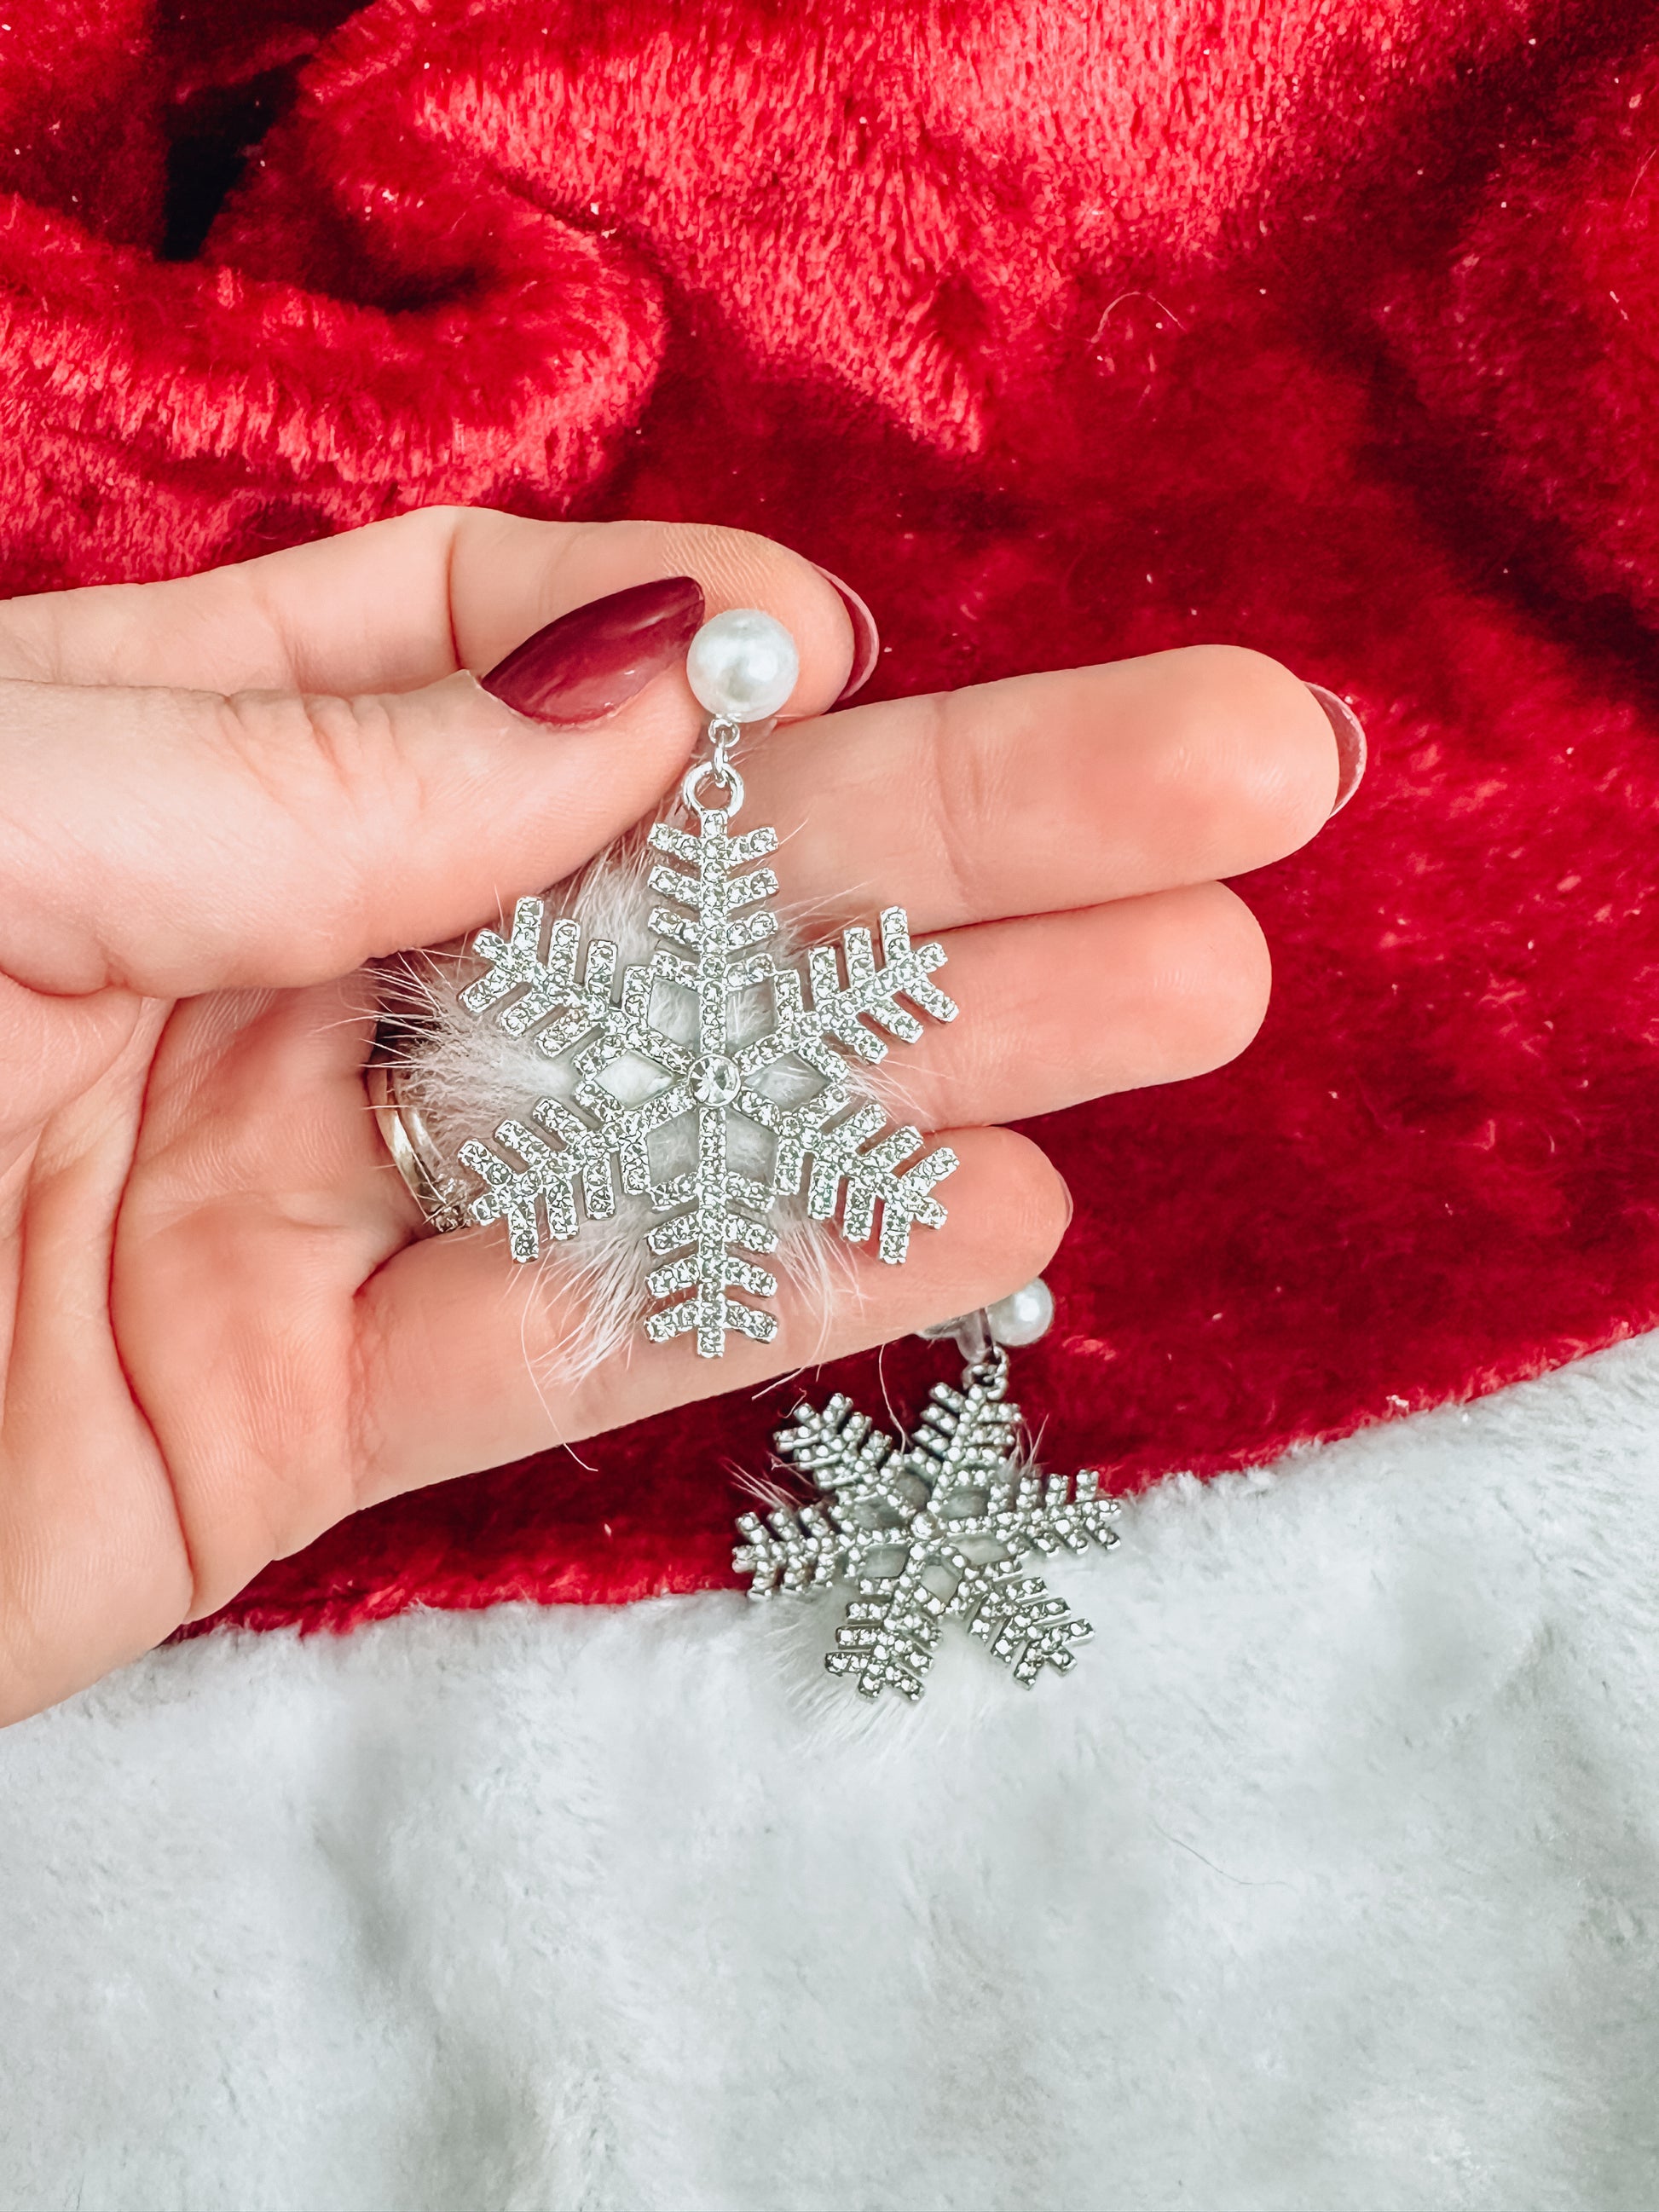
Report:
679,757,747,818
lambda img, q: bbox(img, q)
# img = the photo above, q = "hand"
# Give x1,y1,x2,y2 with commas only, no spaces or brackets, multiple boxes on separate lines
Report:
0,506,1343,1723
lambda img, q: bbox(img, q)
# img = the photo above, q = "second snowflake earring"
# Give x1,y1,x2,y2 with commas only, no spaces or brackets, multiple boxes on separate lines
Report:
425,609,962,1358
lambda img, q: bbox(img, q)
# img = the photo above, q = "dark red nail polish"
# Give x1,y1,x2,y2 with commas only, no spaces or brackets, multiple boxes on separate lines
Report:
1304,682,1368,815
482,575,706,726
811,563,881,702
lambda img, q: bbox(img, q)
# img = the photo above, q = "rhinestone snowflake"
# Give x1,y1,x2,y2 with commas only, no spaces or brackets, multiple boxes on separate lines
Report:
734,1357,1121,1700
454,799,960,1357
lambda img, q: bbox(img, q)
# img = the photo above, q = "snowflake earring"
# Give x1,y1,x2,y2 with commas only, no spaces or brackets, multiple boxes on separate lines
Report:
368,603,1121,1701
372,609,961,1360
734,1281,1121,1703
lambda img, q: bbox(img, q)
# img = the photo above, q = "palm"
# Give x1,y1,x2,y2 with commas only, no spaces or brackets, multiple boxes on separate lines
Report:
0,507,1338,1724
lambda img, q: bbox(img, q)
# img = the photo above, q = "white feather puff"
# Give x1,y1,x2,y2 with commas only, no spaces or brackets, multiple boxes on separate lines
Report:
375,829,926,1380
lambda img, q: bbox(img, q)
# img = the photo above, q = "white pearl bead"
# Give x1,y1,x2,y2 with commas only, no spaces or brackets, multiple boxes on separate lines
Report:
686,608,800,723
986,1277,1055,1348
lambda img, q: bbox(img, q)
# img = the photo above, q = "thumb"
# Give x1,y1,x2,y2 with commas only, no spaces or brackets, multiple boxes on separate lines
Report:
0,587,821,1000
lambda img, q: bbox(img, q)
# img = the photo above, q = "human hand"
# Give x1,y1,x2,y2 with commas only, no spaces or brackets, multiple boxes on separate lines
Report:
0,507,1347,1724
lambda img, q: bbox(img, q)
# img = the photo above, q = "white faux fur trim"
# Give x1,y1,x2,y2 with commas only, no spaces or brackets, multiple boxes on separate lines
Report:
3,1335,1658,2209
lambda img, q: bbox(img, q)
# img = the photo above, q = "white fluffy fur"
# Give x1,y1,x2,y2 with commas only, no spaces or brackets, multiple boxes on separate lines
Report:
386,831,920,1376
4,1335,1659,2209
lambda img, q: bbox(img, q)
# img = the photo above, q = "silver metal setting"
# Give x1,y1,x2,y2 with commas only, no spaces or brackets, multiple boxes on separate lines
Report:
734,1349,1121,1701
448,713,961,1357
919,1305,996,1362
365,1058,471,1237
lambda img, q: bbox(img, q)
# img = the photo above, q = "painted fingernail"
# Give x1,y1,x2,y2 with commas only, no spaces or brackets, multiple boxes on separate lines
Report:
1305,683,1367,816
811,563,881,702
481,575,706,726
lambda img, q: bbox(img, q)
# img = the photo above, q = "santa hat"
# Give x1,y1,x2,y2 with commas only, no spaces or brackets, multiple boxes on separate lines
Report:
1,0,1650,1638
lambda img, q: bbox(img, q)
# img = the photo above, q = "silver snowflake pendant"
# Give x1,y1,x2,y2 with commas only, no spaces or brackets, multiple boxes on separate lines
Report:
735,1351,1121,1701
452,719,960,1356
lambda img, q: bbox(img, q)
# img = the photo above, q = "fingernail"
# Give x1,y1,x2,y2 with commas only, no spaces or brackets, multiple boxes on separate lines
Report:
481,575,706,726
1305,683,1367,815
811,563,881,702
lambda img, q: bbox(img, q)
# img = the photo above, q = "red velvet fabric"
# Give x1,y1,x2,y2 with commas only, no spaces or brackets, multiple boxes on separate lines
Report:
3,0,1656,1626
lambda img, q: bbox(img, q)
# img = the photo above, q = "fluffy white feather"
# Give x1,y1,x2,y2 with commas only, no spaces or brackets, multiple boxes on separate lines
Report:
375,830,914,1377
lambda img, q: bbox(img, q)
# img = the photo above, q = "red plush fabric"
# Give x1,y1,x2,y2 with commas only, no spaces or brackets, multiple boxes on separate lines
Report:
3,0,1656,1626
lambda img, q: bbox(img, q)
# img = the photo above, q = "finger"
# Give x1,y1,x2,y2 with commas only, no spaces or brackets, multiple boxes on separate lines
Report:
0,973,144,1152
111,978,418,1618
0,999,192,1724
881,884,1270,1130
124,973,408,1265
750,644,1340,927
0,669,683,996
0,507,861,708
0,560,847,1004
351,1125,1069,1502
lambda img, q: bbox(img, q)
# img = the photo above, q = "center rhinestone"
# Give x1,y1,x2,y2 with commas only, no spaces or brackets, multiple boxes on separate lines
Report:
690,1051,742,1106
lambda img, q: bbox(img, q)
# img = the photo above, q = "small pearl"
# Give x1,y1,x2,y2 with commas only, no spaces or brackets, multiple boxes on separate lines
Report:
686,608,800,723
986,1277,1055,1348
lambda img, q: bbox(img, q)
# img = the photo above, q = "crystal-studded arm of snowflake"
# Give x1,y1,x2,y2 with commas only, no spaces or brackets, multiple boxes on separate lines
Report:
442,607,968,1357
806,1107,958,1262
773,1391,905,1495
460,895,619,1058
806,910,957,1059
732,1500,848,1597
737,1348,1124,1703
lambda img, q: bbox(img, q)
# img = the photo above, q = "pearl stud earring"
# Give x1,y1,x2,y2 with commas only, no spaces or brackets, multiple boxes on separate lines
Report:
685,606,800,724
443,607,959,1359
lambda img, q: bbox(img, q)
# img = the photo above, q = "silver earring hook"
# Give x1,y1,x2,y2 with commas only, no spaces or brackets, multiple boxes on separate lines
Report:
919,1276,1055,1360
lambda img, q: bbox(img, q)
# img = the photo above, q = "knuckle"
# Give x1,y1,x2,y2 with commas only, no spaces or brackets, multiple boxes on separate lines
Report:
397,500,472,535
344,1302,395,1515
297,684,400,794
388,500,488,578
922,690,991,921
215,684,403,972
